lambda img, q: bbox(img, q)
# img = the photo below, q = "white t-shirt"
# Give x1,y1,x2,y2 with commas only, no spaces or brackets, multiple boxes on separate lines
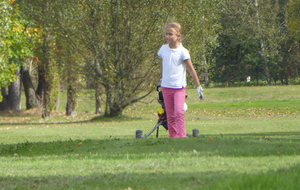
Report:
157,44,190,88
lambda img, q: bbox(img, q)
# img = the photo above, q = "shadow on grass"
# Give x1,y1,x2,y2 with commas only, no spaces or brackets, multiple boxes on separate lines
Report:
90,115,144,122
0,120,91,126
1,134,299,158
0,115,143,126
1,164,299,190
212,131,300,138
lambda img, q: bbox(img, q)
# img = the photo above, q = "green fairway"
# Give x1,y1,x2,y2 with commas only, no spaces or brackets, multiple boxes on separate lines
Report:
0,85,299,189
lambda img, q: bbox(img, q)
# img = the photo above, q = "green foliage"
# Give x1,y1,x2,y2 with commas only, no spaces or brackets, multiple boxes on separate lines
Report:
0,0,36,101
0,0,32,83
3,0,300,117
172,0,223,85
49,0,173,116
211,0,299,85
288,0,300,43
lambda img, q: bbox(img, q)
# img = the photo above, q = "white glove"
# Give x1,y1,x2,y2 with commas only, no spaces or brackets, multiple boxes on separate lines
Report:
197,85,204,100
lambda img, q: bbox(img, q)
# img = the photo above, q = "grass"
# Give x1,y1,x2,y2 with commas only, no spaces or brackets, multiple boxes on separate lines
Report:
0,85,300,189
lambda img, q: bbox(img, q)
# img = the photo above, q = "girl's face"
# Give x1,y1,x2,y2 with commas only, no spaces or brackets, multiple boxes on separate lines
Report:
165,27,181,47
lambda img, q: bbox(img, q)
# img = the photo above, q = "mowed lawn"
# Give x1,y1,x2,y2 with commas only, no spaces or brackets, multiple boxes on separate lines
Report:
0,85,299,189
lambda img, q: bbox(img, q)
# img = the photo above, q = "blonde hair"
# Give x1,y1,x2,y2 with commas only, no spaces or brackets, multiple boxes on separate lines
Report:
165,22,184,42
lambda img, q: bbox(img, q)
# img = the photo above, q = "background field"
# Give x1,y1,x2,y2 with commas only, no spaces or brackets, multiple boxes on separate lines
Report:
0,85,299,189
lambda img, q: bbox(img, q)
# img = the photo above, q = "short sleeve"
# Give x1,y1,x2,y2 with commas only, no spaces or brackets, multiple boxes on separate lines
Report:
182,48,190,61
157,46,163,57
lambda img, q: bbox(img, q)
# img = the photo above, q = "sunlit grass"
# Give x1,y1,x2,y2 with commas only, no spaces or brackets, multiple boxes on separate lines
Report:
0,137,299,189
0,85,300,189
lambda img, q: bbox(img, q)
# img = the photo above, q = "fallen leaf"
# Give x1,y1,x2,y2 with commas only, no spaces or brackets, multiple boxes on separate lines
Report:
76,142,83,147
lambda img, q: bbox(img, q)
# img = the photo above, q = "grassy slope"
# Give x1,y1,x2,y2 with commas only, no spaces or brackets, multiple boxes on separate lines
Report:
0,85,299,189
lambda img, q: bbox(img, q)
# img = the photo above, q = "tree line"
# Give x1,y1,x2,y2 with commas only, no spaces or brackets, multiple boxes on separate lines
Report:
0,0,299,117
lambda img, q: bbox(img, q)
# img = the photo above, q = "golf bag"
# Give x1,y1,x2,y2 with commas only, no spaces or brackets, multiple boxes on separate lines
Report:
145,85,168,137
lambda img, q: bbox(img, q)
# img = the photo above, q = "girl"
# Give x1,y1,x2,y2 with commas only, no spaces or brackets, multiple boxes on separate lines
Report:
157,22,204,138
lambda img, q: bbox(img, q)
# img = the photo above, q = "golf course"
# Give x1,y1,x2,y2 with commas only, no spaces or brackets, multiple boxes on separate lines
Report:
0,85,299,190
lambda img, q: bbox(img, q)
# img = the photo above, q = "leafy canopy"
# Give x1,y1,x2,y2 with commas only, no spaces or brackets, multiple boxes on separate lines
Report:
0,0,36,100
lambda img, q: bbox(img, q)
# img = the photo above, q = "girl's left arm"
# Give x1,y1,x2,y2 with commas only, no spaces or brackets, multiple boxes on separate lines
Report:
185,59,200,87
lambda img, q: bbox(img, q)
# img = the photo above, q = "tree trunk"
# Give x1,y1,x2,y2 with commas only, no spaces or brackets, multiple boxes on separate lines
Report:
103,85,144,117
107,102,123,117
0,88,8,111
66,83,77,117
42,83,51,118
104,87,123,117
21,66,40,109
0,70,21,111
41,44,51,118
202,55,209,86
95,83,102,115
36,64,46,106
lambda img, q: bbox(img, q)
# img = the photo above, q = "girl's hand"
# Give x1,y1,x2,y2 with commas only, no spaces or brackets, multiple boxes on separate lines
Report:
197,86,204,100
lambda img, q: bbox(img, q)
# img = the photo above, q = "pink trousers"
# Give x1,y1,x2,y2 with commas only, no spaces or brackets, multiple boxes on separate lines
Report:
162,87,186,138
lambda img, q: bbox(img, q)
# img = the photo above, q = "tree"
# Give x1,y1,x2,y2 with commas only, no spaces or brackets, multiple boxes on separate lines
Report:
52,0,171,117
253,0,298,84
21,58,40,109
0,0,34,111
55,41,83,117
169,0,223,86
17,0,61,117
287,0,300,81
288,0,300,43
210,0,297,85
211,0,260,85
